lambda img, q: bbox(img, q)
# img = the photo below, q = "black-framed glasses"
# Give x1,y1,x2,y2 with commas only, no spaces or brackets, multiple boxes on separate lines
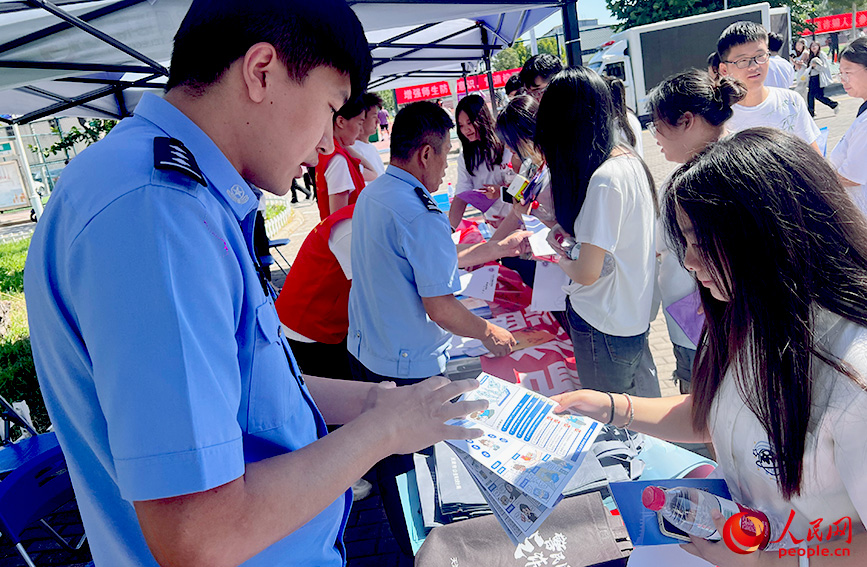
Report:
724,52,770,69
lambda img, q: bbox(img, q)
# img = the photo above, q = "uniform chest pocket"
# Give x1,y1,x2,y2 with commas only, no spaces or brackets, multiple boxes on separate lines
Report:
246,302,293,433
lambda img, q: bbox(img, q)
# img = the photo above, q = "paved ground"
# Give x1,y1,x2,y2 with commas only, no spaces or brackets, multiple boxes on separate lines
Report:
0,92,860,566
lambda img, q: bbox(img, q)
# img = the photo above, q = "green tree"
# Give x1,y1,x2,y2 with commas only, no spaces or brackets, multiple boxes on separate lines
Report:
29,118,117,158
492,37,565,72
376,89,397,114
606,0,821,36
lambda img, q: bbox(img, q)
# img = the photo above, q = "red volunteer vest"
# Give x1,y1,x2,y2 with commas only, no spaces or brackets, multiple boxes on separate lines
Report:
315,139,365,220
275,205,355,344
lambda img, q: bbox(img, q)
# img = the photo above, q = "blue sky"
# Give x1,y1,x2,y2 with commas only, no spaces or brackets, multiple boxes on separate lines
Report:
528,0,619,39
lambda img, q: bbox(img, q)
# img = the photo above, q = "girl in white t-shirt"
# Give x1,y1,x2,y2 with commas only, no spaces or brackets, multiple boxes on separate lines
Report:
830,38,867,216
449,94,512,229
536,67,659,395
647,71,747,393
553,129,867,564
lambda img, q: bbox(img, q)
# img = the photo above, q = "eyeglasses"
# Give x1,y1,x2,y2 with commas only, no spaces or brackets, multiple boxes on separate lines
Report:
840,67,866,82
647,122,658,138
724,52,770,69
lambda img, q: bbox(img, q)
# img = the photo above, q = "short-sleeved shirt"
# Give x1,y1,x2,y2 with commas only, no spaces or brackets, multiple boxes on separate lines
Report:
325,155,356,196
830,109,867,216
347,166,460,378
727,87,820,145
709,309,867,546
565,154,656,337
766,55,795,89
24,93,349,566
351,140,386,180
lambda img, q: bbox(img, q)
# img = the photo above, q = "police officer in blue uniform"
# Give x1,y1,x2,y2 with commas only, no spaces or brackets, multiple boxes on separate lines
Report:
348,101,516,386
24,2,486,565
346,101,517,555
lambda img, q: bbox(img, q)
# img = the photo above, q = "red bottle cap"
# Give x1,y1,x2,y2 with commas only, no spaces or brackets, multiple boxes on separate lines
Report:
642,486,666,511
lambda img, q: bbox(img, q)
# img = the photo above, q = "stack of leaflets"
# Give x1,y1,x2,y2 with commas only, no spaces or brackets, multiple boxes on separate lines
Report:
446,373,602,544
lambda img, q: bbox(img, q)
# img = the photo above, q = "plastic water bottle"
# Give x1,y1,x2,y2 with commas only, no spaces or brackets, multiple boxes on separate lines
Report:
446,182,455,201
642,486,770,545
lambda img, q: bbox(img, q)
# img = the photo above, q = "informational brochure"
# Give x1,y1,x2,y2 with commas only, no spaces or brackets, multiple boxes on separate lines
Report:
446,373,601,542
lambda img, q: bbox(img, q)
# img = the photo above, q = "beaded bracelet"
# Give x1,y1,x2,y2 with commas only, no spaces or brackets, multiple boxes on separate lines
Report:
604,391,616,425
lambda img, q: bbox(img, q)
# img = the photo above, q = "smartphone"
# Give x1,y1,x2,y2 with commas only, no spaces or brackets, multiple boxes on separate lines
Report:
501,186,514,204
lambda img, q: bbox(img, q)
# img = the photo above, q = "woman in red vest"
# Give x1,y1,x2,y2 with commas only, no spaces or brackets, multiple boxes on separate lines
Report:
315,98,371,220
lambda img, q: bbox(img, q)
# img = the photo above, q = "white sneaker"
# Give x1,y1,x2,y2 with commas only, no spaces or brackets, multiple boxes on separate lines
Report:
351,479,372,501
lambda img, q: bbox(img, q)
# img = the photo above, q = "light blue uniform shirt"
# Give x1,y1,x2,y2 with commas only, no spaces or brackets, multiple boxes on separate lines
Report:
347,165,460,378
24,94,349,566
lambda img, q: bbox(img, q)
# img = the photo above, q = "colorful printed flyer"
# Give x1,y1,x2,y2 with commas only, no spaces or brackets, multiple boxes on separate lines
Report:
446,373,601,512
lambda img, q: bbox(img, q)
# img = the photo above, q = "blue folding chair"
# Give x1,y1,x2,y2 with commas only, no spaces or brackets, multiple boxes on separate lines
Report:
0,431,86,567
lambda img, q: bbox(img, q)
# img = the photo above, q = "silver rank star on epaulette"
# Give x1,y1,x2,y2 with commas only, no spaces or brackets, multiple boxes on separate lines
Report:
154,137,207,186
414,186,441,213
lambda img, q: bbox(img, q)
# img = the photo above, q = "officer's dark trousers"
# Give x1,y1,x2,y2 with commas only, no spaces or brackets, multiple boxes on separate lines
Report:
348,353,424,557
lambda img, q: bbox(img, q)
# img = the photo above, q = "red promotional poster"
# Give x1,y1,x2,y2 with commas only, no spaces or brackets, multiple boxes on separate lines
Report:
479,310,580,398
456,68,521,93
394,81,452,104
801,11,867,35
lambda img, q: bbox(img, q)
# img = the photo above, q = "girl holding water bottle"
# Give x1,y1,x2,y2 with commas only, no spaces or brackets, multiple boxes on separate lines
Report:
553,129,867,565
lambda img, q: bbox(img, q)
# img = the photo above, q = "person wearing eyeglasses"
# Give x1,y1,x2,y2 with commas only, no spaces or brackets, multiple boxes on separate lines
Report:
830,38,867,216
717,21,821,152
518,54,564,103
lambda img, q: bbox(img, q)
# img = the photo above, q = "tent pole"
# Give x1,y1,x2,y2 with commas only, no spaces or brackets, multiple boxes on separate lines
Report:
561,0,583,66
11,123,43,221
481,27,496,111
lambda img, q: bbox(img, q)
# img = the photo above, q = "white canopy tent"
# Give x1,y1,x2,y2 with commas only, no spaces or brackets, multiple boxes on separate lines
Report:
0,0,579,124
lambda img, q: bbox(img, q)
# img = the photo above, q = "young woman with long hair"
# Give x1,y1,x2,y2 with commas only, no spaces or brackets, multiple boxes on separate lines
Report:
806,40,839,117
553,128,867,565
830,37,867,215
448,94,512,229
647,70,747,392
536,67,659,396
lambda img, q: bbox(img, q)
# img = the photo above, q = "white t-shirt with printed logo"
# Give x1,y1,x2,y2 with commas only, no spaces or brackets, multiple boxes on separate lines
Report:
727,86,820,145
709,309,867,546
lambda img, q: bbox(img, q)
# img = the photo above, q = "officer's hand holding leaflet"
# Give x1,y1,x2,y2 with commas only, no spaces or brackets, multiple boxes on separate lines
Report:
360,376,487,455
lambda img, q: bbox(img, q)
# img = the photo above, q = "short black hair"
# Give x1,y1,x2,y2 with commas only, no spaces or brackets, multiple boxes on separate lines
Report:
335,97,366,121
390,102,454,162
361,92,384,112
519,54,564,88
707,51,721,73
167,0,371,99
768,32,785,54
717,21,768,61
505,74,523,95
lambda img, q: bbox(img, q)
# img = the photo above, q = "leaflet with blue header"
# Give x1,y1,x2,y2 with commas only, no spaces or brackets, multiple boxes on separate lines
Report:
446,372,601,509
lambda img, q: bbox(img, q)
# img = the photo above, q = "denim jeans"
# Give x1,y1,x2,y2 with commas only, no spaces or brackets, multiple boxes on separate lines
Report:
673,344,696,394
566,301,650,394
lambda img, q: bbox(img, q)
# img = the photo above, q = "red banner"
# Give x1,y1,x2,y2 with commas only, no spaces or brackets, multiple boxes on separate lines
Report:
394,80,452,105
801,11,867,35
456,68,521,94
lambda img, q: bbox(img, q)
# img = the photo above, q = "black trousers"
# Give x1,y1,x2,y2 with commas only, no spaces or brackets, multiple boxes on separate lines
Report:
808,74,838,116
348,353,425,557
286,337,350,380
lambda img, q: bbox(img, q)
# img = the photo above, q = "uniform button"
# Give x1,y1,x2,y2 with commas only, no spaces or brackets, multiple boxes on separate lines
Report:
401,352,408,358
356,332,361,337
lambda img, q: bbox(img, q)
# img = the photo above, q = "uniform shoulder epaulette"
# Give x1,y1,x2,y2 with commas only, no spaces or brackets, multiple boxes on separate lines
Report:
414,186,441,213
154,137,206,187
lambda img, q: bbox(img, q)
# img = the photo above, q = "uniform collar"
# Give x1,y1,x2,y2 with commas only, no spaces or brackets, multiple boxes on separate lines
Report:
385,164,427,193
134,93,258,220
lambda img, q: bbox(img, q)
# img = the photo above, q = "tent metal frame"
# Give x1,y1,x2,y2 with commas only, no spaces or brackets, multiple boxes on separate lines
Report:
2,0,581,124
